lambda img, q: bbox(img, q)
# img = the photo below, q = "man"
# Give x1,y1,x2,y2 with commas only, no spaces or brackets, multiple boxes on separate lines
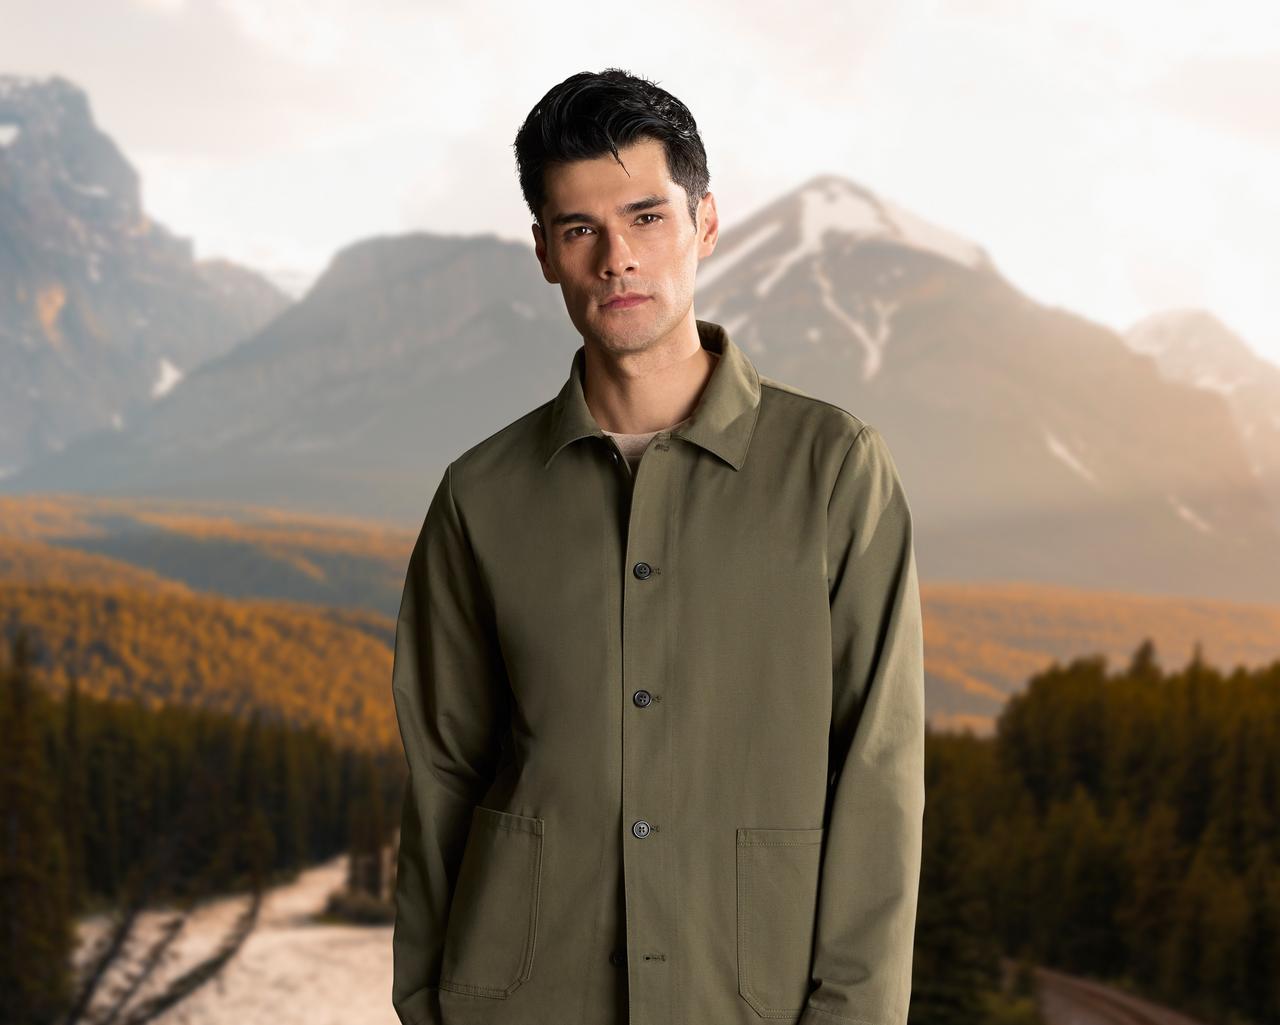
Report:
390,68,925,1025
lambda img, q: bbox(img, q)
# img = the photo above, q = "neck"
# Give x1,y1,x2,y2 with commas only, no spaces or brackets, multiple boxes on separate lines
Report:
582,316,717,434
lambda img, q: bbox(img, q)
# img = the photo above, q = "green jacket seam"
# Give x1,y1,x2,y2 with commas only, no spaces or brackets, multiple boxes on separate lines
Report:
444,460,500,619
826,423,872,520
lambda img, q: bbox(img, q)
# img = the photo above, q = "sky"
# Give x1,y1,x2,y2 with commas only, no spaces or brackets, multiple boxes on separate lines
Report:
3,0,1279,368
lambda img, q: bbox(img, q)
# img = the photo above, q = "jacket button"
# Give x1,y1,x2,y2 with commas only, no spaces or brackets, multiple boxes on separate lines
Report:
633,561,652,579
610,948,627,966
631,819,651,838
632,690,652,707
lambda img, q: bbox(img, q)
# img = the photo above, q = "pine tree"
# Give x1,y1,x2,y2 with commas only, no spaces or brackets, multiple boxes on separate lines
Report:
0,628,75,1025
57,676,90,912
908,733,1000,1025
347,750,388,898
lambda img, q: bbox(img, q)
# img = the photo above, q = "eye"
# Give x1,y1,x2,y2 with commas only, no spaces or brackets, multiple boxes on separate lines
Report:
563,213,662,241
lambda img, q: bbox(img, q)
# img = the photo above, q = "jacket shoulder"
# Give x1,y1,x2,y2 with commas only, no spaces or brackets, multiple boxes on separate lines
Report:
443,397,558,517
758,374,870,450
450,398,553,469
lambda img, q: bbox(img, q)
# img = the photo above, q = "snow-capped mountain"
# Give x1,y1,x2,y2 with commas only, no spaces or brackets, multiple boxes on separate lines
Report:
1126,309,1280,523
691,174,1280,601
0,73,291,475
697,174,996,383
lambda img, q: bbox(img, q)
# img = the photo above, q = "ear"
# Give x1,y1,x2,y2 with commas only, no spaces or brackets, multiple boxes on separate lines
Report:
697,192,718,259
532,221,559,285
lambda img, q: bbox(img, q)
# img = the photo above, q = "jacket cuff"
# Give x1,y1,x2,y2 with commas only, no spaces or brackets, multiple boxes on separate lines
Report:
393,983,441,1025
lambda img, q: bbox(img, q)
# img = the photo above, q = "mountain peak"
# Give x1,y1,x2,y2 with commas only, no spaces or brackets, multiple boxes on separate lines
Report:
697,170,996,305
0,73,292,471
788,172,991,271
1125,307,1276,396
1126,308,1235,350
0,72,142,219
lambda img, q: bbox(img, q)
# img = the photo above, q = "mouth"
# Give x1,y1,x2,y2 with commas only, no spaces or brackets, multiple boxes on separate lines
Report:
600,294,651,310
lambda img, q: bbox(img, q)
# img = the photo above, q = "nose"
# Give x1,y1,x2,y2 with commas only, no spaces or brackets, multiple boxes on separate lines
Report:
597,229,638,278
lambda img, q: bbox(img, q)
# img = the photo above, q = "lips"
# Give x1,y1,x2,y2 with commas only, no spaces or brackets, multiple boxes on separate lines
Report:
602,294,650,309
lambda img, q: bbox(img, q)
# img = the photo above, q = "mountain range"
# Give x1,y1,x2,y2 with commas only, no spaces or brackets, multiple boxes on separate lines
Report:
2,73,1279,604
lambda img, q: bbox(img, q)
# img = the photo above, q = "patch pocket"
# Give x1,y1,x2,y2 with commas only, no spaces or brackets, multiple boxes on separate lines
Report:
439,805,545,998
736,825,825,1018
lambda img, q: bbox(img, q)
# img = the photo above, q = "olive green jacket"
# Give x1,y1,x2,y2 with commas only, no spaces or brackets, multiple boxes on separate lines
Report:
390,319,925,1025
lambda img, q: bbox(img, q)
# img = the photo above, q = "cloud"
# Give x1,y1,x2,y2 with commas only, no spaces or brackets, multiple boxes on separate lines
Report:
1143,52,1280,145
217,0,355,66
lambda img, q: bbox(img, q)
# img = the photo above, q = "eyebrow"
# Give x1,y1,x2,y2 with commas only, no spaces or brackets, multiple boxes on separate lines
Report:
550,194,670,227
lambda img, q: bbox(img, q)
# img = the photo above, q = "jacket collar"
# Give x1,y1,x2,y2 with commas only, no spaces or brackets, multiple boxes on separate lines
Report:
542,318,762,471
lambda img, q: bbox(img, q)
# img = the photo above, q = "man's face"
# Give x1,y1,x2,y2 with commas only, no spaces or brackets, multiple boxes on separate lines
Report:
533,136,717,356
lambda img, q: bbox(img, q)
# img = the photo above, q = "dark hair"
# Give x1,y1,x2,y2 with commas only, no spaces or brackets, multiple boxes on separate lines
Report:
512,68,710,232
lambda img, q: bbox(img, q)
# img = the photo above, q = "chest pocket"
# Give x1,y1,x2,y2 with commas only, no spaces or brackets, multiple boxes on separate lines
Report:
736,825,825,1018
439,805,545,998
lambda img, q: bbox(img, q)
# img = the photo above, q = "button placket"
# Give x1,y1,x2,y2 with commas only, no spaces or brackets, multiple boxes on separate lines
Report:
617,423,676,1024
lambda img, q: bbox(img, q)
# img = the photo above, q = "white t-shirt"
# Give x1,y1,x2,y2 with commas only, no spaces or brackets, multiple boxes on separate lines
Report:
603,416,691,476
600,351,721,476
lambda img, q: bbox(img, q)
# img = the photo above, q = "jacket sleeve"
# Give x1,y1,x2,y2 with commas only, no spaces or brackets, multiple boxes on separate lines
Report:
390,462,511,1025
799,424,927,1025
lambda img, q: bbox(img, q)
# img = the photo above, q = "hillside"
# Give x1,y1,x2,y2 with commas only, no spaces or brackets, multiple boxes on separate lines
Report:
0,493,414,616
922,580,1280,733
0,577,397,752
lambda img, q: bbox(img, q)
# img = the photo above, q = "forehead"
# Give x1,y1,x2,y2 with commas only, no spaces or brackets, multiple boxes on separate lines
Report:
543,137,675,214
